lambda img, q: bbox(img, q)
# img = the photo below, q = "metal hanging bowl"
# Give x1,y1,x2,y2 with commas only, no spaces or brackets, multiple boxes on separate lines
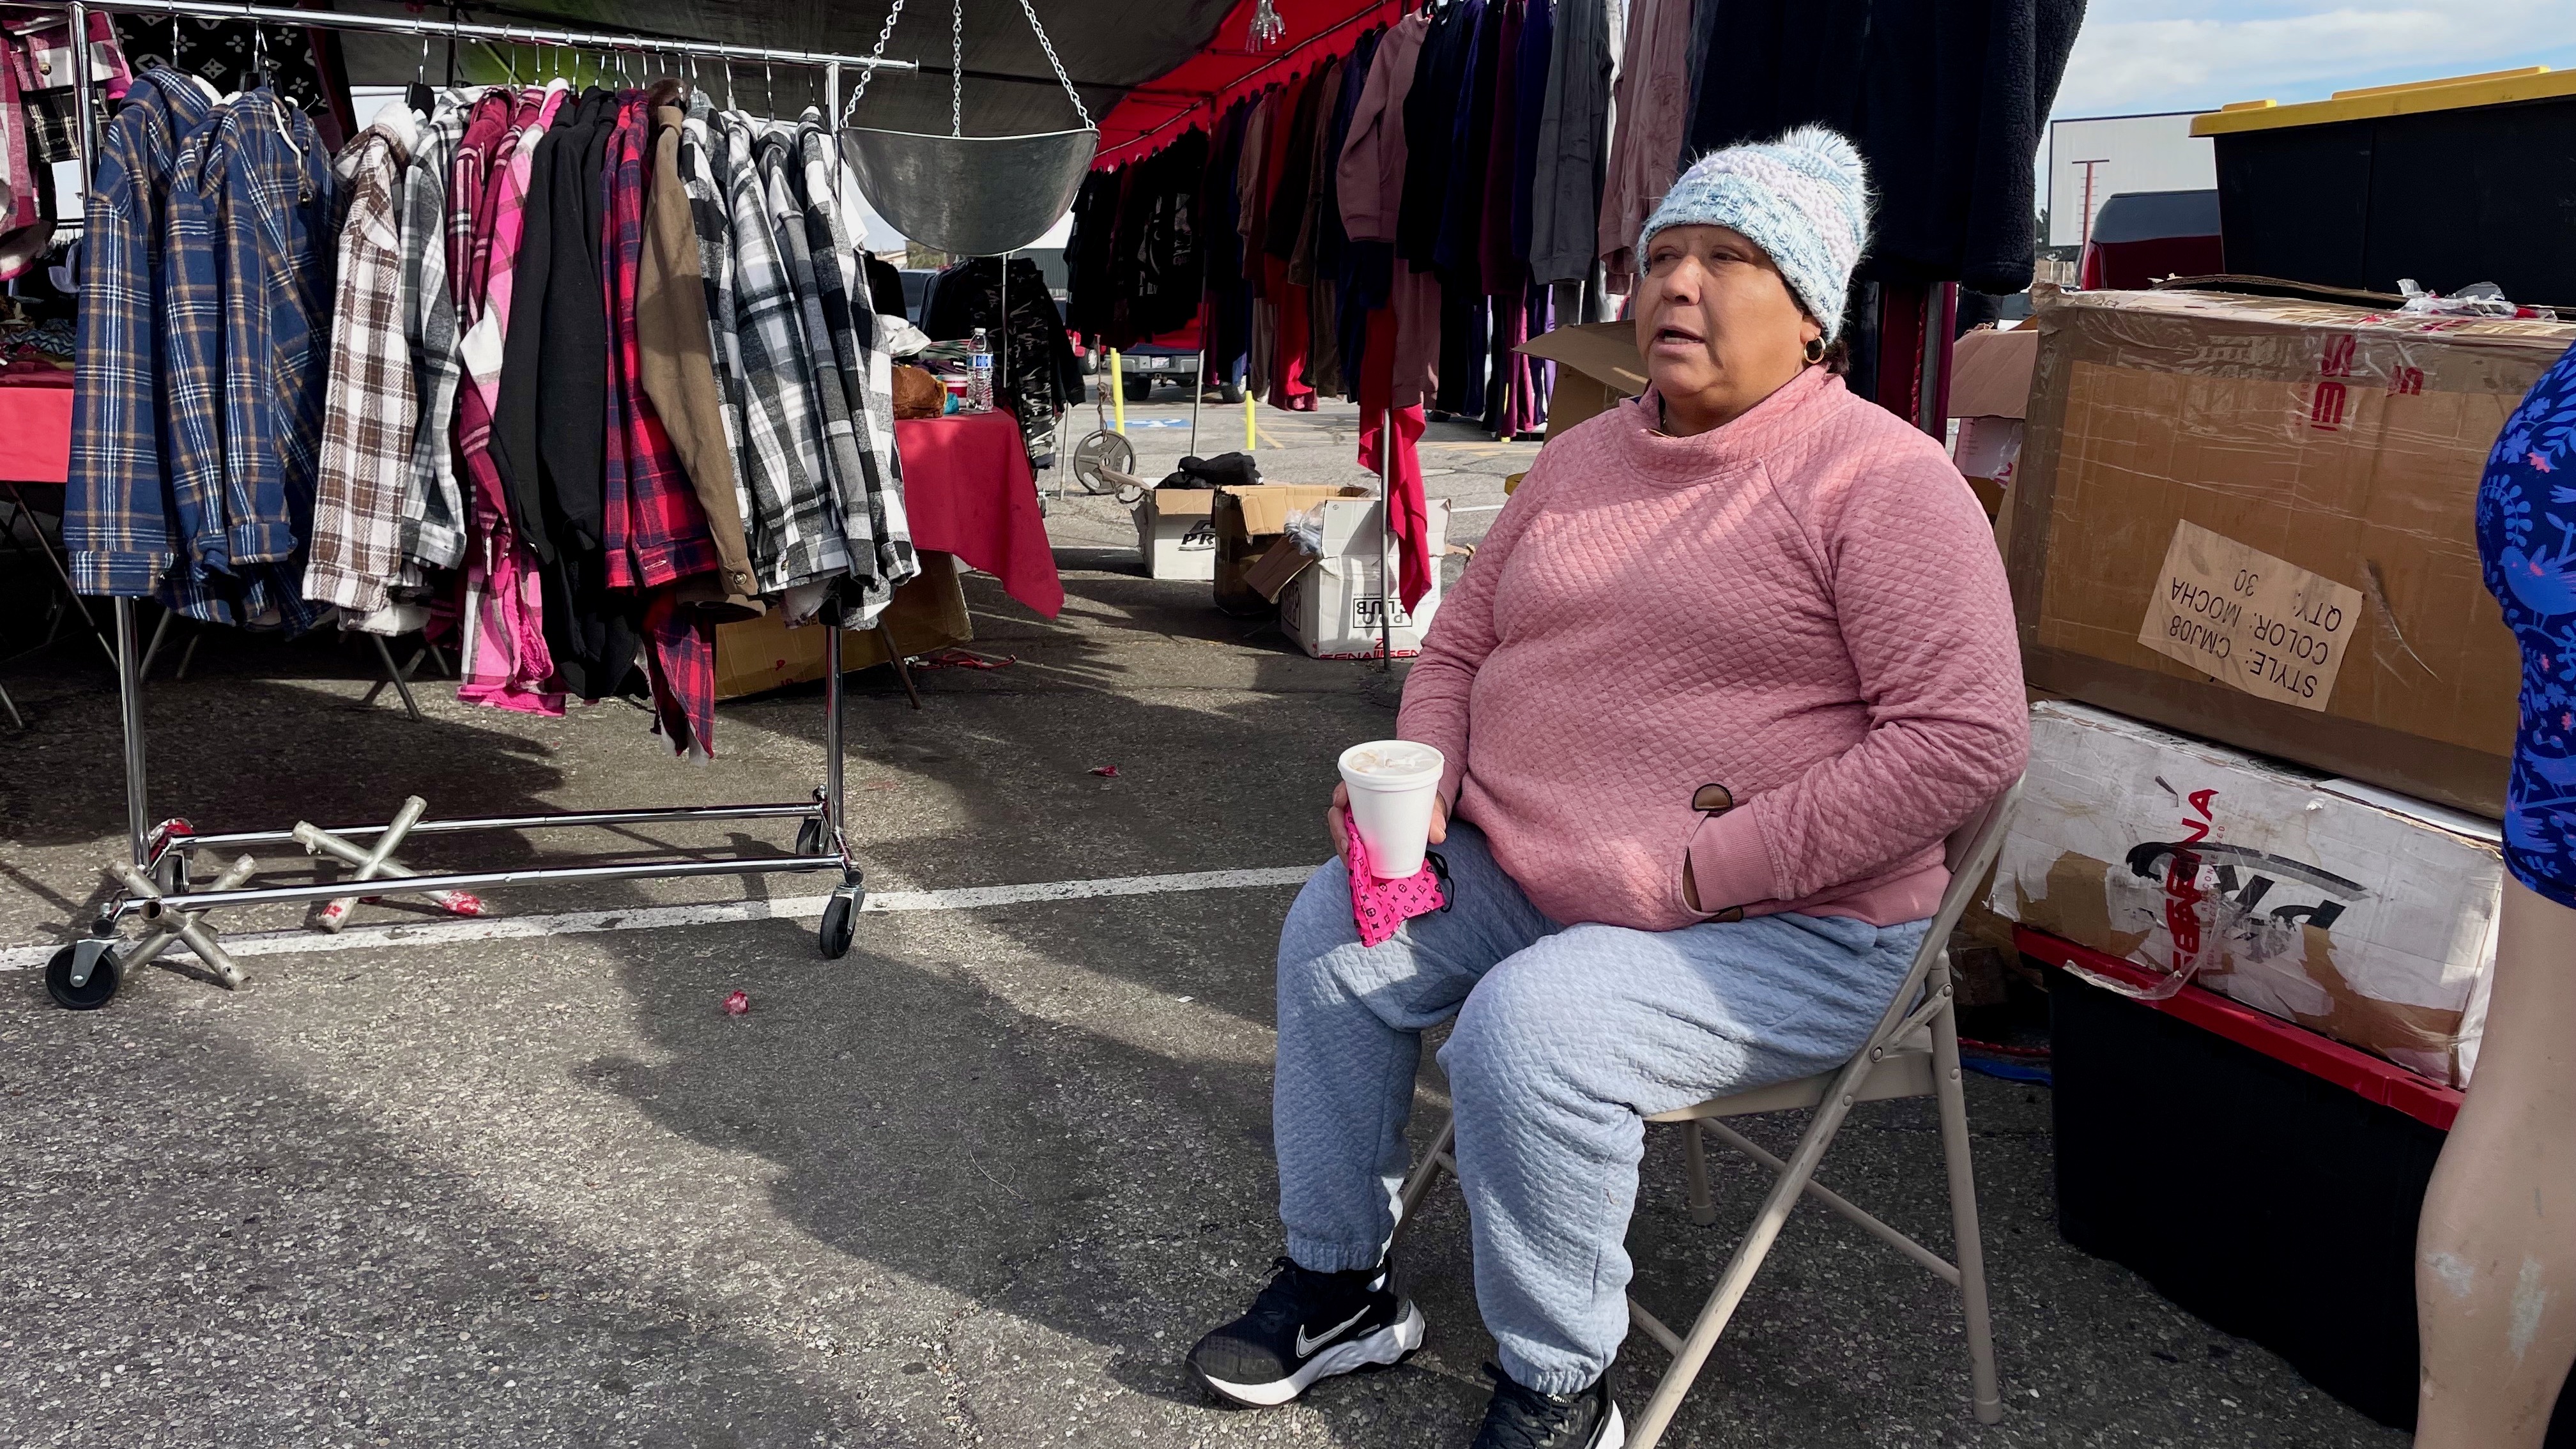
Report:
841,126,1097,257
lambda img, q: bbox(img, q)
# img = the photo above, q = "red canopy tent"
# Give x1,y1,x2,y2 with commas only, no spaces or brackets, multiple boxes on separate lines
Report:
1094,0,1397,167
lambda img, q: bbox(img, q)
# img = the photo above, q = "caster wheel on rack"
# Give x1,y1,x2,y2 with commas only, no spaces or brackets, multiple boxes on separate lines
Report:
795,816,825,857
45,940,123,1011
818,884,862,960
153,850,189,896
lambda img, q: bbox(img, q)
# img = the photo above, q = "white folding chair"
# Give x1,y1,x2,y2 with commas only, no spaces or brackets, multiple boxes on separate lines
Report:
1392,778,2024,1446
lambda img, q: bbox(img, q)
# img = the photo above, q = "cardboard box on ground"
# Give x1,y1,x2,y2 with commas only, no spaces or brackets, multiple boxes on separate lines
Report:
1992,702,2499,1088
1132,487,1220,581
2009,285,2576,818
1238,496,1454,658
712,553,972,700
1211,484,1374,613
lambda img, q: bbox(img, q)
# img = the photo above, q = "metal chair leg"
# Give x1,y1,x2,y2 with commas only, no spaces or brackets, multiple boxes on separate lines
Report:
1929,956,2005,1423
1628,1050,1880,1448
1,479,116,668
875,622,924,710
1683,1119,1718,1227
1390,1113,1457,1249
0,679,21,730
141,610,174,678
368,633,423,722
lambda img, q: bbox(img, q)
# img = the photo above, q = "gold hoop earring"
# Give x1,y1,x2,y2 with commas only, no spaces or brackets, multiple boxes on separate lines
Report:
1803,336,1826,365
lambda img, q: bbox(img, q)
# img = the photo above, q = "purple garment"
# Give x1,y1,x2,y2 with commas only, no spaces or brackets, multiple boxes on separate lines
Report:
1510,0,1552,265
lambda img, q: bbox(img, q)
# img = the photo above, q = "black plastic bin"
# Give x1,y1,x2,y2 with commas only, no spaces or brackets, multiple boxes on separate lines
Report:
2196,70,2576,306
2049,963,2576,1438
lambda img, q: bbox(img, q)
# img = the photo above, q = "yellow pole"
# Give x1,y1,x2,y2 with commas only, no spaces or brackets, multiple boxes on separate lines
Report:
1244,388,1256,452
1109,350,1126,434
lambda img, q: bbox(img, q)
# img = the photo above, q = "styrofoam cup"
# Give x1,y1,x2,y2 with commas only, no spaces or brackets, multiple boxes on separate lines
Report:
1338,740,1446,880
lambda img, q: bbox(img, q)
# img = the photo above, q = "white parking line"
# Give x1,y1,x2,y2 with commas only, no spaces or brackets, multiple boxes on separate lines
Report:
0,866,1316,972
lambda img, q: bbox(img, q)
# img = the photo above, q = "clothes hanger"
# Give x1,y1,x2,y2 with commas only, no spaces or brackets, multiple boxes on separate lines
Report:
241,3,271,92
405,18,434,115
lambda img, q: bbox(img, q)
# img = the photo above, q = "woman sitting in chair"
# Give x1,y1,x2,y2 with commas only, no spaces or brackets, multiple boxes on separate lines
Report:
1186,128,2028,1447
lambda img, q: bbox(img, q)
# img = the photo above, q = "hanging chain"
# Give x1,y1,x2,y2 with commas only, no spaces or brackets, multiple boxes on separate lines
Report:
949,0,963,137
1015,0,1091,130
840,0,906,121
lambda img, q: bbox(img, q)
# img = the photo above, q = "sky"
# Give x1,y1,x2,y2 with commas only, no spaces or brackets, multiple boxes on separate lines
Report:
2052,0,2576,119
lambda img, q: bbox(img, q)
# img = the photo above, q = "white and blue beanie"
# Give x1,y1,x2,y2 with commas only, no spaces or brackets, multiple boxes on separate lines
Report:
1638,126,1873,343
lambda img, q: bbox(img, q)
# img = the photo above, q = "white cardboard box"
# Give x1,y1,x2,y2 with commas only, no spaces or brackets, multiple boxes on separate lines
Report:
1131,488,1220,581
1992,702,2499,1087
1280,498,1451,659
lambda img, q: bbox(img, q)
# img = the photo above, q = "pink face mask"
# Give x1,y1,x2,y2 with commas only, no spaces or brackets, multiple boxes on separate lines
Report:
1346,833,1448,947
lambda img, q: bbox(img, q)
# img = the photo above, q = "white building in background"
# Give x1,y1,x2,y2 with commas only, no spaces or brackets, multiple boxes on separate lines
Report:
2046,111,2218,250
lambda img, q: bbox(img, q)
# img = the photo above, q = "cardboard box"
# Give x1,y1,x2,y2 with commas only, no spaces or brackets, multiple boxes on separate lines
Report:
1132,487,1220,581
1993,702,2499,1087
1275,497,1452,659
712,553,972,700
1211,484,1372,614
1518,321,1646,438
2007,285,2576,817
1946,323,2037,420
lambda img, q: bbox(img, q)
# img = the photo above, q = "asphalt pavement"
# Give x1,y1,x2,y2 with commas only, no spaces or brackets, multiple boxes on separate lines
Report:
0,396,2407,1446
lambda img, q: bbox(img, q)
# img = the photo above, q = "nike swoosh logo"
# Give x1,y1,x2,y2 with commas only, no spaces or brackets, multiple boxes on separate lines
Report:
1294,1306,1369,1359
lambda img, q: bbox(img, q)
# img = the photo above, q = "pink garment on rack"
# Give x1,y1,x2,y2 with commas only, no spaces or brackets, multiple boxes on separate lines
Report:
599,94,641,590
455,91,564,716
0,34,32,234
1357,305,1434,612
9,13,131,102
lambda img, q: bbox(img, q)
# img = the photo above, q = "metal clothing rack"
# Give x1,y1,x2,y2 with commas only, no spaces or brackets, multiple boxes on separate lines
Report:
43,0,920,1008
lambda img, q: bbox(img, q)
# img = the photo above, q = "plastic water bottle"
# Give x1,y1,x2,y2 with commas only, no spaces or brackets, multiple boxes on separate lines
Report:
966,328,994,413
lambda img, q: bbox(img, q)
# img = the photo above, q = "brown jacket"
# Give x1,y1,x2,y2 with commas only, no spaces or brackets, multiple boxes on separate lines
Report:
637,89,762,616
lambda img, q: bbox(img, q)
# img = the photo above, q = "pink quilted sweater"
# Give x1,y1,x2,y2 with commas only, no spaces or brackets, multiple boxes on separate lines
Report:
1397,366,2027,931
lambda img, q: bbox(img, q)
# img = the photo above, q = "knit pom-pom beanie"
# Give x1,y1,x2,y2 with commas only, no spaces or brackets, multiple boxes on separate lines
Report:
1637,126,1873,342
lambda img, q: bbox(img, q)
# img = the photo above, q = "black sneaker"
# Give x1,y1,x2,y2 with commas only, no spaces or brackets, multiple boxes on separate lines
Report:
1471,1362,1623,1448
1186,1256,1426,1406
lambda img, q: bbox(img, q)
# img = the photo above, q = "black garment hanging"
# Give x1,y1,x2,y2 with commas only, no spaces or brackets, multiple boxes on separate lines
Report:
864,254,908,324
493,89,585,560
533,88,641,703
1683,0,2085,294
1396,0,1476,268
922,255,1085,463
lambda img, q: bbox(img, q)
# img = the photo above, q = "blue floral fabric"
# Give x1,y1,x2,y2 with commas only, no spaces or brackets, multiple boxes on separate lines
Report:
2478,339,2576,909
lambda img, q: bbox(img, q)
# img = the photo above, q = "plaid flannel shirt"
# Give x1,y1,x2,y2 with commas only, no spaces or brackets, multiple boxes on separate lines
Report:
719,110,848,594
215,95,335,571
68,69,210,596
306,112,417,614
456,89,544,537
398,100,467,569
598,95,640,589
155,89,332,629
796,116,918,610
755,126,876,604
613,98,713,591
159,90,234,595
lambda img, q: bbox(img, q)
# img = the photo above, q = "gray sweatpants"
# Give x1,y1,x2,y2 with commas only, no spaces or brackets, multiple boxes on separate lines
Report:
1273,823,1926,1393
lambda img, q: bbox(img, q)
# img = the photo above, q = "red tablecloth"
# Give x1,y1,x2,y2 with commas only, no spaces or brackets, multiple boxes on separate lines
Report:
895,410,1061,619
0,383,73,484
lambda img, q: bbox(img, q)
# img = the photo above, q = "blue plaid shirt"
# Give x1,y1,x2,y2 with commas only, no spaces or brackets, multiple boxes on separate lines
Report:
68,69,210,597
73,75,335,629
